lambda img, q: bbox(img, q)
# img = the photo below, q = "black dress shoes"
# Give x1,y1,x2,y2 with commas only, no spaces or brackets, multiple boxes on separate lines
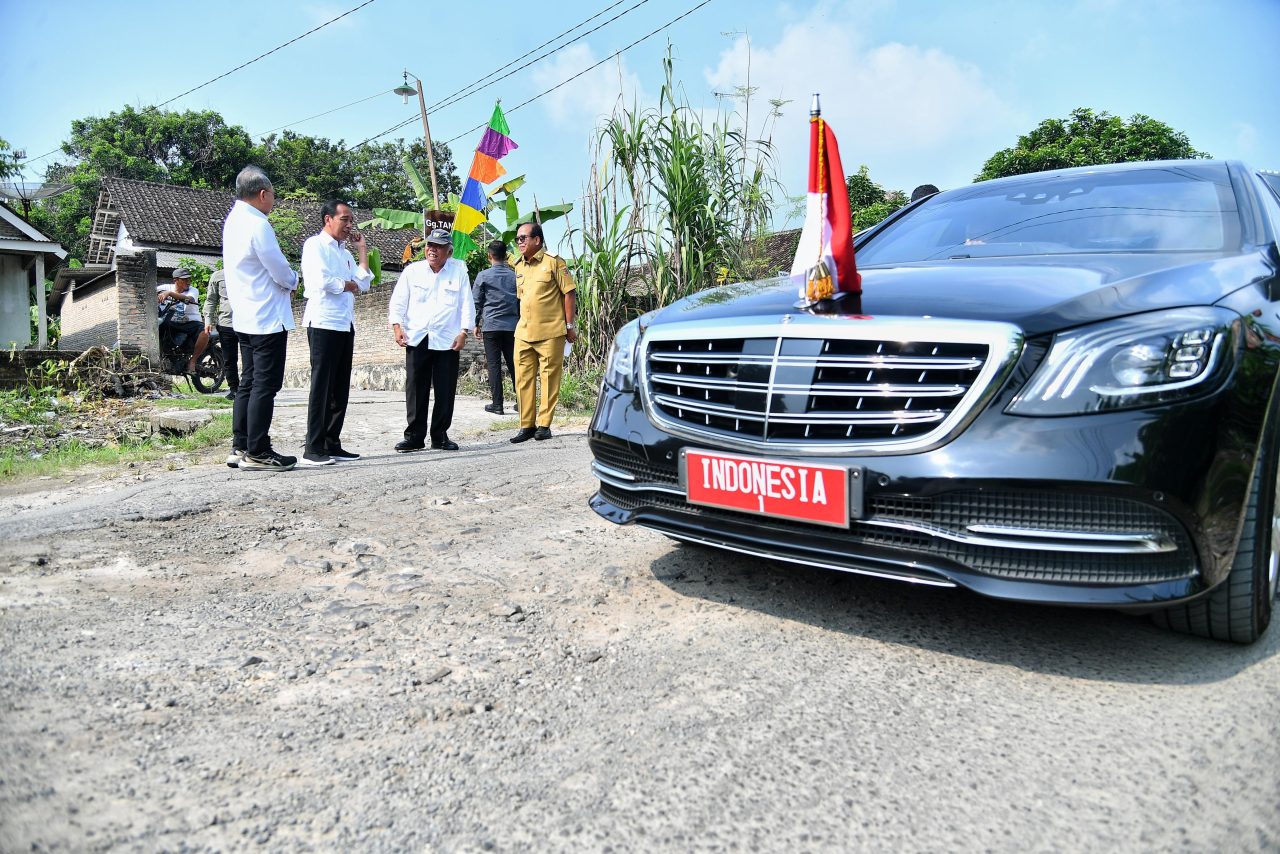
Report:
510,428,537,443
395,439,425,453
534,426,552,440
483,403,504,414
431,437,459,451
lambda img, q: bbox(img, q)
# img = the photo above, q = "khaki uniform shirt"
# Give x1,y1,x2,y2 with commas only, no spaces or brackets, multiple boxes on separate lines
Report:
513,248,576,342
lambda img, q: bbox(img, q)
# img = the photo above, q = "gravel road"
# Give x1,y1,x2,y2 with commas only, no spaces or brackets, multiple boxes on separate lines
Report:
1,391,1277,852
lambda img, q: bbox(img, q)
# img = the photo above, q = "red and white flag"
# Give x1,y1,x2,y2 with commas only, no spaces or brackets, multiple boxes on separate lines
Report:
791,99,859,302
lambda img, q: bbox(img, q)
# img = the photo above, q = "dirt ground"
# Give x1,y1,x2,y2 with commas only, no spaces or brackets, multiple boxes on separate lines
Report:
1,391,1277,852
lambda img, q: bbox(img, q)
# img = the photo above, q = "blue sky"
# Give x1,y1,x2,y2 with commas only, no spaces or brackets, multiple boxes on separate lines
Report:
4,0,1278,251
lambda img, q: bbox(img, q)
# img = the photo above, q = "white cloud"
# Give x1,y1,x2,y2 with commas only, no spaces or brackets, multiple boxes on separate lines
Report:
704,5,1017,198
529,44,646,132
1235,121,1258,155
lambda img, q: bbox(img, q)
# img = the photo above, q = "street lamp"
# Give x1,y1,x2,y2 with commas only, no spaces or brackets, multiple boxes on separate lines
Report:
393,70,440,209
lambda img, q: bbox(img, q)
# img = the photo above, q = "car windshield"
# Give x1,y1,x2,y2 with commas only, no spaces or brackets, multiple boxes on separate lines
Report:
857,165,1242,265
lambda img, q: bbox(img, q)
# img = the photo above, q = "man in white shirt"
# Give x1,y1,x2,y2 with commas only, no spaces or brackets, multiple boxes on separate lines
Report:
299,200,372,466
222,165,299,471
388,228,475,452
156,267,209,373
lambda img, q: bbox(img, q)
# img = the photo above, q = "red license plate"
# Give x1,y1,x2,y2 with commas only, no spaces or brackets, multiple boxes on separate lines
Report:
683,449,852,528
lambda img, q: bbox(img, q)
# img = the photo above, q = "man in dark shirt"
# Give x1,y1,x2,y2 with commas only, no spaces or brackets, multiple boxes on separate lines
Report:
472,239,520,414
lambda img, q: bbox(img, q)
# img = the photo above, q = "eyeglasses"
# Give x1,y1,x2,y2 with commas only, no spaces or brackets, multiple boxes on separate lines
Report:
515,235,534,243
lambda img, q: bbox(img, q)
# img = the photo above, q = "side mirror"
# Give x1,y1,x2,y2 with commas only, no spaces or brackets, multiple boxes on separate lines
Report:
1267,243,1280,302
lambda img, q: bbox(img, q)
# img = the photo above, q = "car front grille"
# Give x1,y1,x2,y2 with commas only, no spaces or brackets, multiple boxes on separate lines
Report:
591,441,1198,586
639,317,1021,453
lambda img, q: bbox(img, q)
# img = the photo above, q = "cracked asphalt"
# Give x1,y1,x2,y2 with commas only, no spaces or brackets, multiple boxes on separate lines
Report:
1,391,1277,852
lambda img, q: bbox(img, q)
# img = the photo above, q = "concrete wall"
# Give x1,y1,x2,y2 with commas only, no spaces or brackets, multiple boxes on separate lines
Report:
281,283,486,390
0,255,31,348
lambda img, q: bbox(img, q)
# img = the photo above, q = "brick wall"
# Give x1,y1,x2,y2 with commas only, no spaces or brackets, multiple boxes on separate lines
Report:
115,250,159,361
59,282,120,353
0,350,79,390
58,249,160,361
281,282,486,390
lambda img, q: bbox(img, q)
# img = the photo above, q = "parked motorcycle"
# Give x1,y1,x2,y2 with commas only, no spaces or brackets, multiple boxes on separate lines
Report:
158,301,226,394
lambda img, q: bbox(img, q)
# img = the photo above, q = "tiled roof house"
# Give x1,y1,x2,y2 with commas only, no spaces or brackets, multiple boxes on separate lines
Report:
87,177,419,277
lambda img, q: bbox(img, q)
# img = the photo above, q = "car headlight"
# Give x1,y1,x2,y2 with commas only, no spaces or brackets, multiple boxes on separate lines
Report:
604,319,642,392
1007,307,1237,415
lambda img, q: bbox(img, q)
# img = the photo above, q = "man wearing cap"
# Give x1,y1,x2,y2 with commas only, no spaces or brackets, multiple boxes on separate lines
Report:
388,228,475,453
157,268,209,374
510,222,576,443
299,200,372,466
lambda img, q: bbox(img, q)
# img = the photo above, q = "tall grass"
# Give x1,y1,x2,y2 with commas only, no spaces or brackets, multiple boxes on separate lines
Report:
567,48,784,370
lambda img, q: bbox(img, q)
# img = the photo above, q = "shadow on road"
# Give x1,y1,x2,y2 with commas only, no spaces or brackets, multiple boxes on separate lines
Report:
647,544,1279,685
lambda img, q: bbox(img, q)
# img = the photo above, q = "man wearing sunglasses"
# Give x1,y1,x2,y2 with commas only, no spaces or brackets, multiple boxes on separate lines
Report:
510,222,576,443
388,228,475,453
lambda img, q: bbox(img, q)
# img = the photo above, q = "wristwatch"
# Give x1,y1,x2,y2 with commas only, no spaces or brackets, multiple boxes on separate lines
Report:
566,321,576,330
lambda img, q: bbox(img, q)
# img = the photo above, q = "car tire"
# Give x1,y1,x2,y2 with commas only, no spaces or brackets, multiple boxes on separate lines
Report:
1152,444,1278,644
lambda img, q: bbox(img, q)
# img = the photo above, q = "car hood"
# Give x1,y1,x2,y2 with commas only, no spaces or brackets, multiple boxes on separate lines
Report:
650,251,1272,336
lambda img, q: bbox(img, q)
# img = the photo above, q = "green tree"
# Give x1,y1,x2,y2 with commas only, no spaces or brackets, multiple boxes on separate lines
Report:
347,139,460,211
27,104,461,265
256,131,356,201
976,107,1209,181
845,165,907,231
0,137,22,180
29,106,257,260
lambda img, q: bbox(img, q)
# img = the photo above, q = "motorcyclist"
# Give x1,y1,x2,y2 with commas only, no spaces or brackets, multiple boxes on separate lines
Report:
157,267,209,373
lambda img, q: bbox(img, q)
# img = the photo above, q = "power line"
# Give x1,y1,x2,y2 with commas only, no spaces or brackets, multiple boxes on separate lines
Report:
347,0,659,151
17,147,61,169
426,0,651,114
255,89,395,138
17,0,381,170
443,0,716,147
154,0,379,109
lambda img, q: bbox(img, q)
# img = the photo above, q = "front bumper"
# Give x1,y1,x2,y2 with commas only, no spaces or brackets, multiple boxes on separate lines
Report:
587,382,1251,609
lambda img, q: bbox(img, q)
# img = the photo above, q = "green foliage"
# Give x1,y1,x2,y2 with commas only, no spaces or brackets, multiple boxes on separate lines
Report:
0,137,22,180
569,46,783,370
365,208,426,231
26,105,461,263
367,247,382,287
31,106,258,259
0,412,232,480
176,256,212,300
846,165,908,231
347,139,459,211
256,131,355,201
976,107,1209,181
266,189,318,263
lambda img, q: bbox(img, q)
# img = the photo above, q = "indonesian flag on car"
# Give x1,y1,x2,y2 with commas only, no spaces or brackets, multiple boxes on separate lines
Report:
791,95,859,302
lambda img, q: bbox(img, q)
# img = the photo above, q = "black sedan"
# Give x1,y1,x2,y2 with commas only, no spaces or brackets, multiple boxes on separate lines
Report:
588,160,1280,643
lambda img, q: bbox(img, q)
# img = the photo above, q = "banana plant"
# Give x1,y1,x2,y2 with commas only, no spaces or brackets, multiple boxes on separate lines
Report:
486,174,574,245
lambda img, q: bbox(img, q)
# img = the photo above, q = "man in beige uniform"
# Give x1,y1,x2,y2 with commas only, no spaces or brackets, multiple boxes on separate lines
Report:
510,222,577,443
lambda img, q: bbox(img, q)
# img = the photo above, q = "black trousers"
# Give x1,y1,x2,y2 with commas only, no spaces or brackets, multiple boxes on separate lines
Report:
233,330,288,456
217,324,240,389
404,343,459,443
482,330,516,406
306,326,355,455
